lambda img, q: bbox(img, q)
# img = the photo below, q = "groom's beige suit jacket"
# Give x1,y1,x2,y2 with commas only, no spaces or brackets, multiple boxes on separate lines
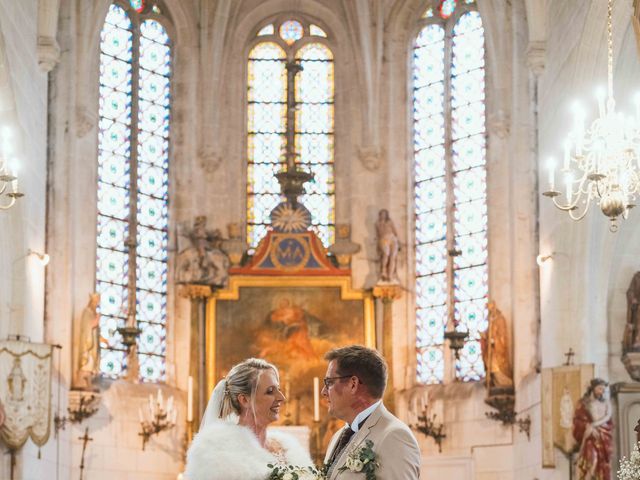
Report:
323,403,421,480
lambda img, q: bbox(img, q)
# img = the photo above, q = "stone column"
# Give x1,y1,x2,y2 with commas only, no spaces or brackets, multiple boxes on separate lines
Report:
180,284,212,435
372,285,402,414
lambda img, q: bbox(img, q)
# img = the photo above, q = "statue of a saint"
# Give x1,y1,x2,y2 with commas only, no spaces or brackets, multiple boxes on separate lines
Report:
625,272,640,351
572,378,613,480
76,293,101,391
480,301,513,391
375,209,399,283
177,216,229,286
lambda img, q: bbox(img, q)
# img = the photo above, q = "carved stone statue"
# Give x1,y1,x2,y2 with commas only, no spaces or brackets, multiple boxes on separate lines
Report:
572,378,613,480
75,293,101,391
375,209,399,283
481,301,514,392
177,216,230,286
624,272,640,351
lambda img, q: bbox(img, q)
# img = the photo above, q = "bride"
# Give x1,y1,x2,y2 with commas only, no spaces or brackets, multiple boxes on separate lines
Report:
185,358,313,480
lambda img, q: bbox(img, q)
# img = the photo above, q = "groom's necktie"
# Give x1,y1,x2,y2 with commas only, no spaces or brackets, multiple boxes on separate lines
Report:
327,417,369,468
327,426,356,467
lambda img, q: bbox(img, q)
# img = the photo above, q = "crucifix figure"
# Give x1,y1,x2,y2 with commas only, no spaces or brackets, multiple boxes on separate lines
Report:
564,348,575,366
78,427,93,480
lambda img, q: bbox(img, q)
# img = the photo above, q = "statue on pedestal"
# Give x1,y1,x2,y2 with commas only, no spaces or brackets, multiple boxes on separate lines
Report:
177,216,229,286
375,209,399,283
572,378,613,480
481,301,514,392
75,293,101,391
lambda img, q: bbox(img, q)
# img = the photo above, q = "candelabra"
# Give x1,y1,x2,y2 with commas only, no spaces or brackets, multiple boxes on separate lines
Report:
413,408,446,453
139,389,177,450
0,156,23,210
484,394,531,440
54,393,100,435
542,0,640,231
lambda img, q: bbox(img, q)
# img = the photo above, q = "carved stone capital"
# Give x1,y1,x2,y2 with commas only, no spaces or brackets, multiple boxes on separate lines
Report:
179,284,212,299
37,36,60,72
372,284,402,303
199,148,223,175
357,145,384,171
76,106,97,138
527,41,546,77
488,110,510,139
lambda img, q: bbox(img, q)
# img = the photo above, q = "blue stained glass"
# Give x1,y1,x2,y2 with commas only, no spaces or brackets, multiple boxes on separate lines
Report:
415,3,487,384
98,8,170,383
247,39,335,248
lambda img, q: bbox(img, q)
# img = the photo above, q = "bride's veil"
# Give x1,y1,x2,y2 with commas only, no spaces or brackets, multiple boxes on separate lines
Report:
200,378,239,428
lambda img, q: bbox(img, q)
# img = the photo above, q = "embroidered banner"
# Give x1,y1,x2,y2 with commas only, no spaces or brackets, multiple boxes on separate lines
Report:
0,339,53,449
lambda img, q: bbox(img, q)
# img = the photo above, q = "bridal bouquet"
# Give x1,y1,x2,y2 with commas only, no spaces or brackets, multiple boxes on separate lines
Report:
619,442,640,480
267,464,327,480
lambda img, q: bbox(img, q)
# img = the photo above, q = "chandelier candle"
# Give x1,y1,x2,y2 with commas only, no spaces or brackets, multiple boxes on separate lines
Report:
542,0,640,231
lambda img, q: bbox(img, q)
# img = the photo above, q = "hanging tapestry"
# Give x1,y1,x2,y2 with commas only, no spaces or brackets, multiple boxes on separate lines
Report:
0,339,53,449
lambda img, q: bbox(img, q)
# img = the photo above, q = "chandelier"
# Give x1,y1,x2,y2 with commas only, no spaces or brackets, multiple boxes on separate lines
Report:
543,0,639,231
0,156,23,210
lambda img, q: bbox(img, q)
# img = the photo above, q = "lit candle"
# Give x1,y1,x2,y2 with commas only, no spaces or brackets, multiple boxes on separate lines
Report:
597,89,606,118
548,157,556,191
187,376,193,422
313,377,320,422
158,389,163,408
565,174,573,203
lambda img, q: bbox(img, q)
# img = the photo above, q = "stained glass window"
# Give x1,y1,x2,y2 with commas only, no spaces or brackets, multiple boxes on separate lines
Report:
258,24,274,36
279,20,304,45
248,21,335,248
310,24,327,37
414,4,487,384
97,3,171,383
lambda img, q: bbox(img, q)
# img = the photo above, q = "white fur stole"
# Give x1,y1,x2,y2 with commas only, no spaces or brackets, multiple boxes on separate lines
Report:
184,421,312,480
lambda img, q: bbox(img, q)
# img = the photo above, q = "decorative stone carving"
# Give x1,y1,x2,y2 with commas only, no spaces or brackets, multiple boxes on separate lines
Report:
37,36,60,72
375,209,399,283
176,216,230,286
622,272,640,380
488,110,511,140
357,145,383,171
199,148,223,175
527,41,546,76
328,224,360,269
76,106,97,138
221,222,245,267
73,293,101,391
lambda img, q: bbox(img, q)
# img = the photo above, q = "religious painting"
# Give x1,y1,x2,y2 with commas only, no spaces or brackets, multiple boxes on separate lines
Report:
205,275,374,451
541,363,594,467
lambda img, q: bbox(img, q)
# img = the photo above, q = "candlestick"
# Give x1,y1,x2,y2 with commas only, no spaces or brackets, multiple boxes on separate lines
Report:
313,377,320,422
187,376,193,422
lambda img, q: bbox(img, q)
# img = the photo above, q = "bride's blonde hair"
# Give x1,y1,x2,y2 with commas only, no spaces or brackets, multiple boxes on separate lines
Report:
219,358,279,419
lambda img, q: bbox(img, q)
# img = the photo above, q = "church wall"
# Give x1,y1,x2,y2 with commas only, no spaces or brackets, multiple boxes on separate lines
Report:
0,0,50,477
537,0,639,478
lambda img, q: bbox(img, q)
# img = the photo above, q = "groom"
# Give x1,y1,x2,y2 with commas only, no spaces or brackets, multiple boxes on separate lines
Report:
322,345,420,479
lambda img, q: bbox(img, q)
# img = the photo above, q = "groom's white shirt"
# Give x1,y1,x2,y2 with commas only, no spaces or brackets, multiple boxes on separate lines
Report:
348,400,381,432
324,403,421,480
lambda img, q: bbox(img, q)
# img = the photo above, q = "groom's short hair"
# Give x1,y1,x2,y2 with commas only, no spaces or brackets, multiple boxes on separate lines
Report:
325,345,387,399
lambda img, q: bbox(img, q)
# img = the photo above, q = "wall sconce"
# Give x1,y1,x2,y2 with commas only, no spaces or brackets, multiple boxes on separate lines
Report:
54,392,100,435
139,389,177,450
0,156,23,210
536,252,554,266
28,249,50,266
412,406,446,453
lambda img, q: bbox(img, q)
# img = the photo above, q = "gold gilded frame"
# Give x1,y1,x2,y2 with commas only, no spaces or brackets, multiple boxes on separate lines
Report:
205,275,375,395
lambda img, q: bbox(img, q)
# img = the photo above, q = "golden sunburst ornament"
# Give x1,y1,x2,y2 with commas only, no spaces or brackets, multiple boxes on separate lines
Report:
270,202,311,232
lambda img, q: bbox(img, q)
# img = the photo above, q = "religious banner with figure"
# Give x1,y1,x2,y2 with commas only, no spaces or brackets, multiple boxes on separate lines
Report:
0,339,54,449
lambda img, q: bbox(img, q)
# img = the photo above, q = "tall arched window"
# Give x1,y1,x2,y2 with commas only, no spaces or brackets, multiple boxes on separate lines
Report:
247,19,335,249
96,0,171,382
413,0,487,384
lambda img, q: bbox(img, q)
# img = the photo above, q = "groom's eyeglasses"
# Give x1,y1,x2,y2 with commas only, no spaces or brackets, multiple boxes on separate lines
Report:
323,375,360,388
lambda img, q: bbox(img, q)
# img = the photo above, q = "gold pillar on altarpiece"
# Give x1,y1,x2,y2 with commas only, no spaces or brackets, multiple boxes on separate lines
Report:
179,284,212,440
372,285,402,414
